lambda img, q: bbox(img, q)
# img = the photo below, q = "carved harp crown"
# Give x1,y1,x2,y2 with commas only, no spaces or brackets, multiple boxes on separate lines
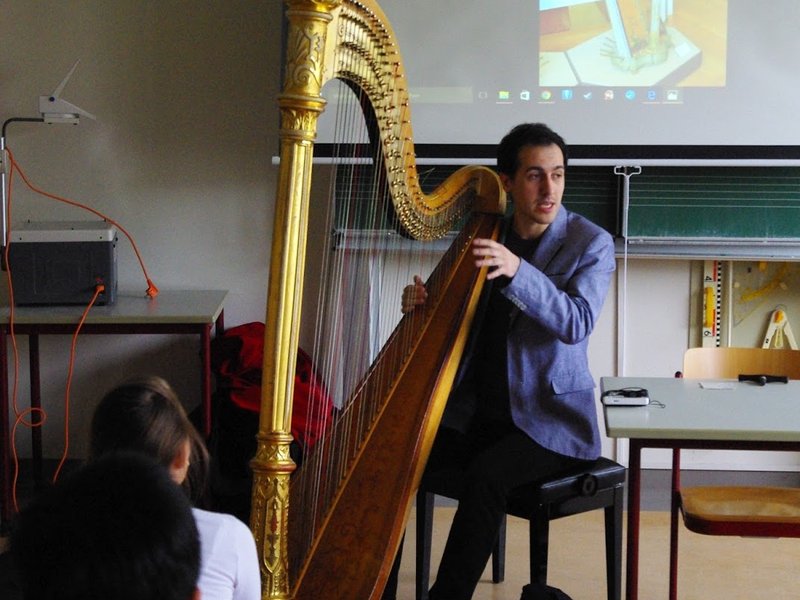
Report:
252,1,506,599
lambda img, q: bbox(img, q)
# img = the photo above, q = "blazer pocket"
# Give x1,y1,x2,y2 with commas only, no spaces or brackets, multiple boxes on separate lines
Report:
551,372,595,395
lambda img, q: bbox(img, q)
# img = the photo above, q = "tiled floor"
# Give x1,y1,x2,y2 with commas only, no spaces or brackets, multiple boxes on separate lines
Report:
396,506,800,600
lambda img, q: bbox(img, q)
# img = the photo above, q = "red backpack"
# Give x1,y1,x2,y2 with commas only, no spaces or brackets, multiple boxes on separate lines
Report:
211,322,333,452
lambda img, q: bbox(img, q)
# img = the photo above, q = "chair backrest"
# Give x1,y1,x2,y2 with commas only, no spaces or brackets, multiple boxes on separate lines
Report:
682,347,800,379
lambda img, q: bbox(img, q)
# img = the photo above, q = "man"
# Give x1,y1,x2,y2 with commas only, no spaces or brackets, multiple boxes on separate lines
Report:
402,122,615,600
10,452,201,600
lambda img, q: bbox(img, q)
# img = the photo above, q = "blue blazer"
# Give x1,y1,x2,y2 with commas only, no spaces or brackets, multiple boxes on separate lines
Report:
441,207,616,460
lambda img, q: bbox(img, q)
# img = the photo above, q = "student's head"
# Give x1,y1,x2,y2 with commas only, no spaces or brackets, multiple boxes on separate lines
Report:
496,122,568,178
89,375,209,502
11,452,200,600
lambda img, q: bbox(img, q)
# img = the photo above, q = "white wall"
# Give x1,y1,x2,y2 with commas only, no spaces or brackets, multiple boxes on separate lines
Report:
2,1,282,458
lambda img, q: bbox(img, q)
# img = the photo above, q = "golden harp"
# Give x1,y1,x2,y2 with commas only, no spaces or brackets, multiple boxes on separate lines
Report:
251,2,505,598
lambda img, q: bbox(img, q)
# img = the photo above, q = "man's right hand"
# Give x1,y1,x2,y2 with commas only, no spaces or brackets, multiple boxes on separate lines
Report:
401,275,428,313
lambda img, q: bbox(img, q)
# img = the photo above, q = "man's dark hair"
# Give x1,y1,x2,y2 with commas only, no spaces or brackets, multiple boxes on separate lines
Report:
496,122,569,177
11,452,200,600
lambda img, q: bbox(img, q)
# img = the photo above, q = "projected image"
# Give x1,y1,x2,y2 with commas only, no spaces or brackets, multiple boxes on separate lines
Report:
316,0,800,153
539,0,727,88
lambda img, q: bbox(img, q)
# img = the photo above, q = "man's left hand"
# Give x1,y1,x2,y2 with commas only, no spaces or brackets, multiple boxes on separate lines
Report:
472,238,520,280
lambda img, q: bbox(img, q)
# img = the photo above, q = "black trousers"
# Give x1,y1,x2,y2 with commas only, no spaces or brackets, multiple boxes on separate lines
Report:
423,419,587,600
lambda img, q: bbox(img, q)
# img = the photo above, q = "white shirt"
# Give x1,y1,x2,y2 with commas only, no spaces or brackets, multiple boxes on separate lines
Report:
192,508,261,600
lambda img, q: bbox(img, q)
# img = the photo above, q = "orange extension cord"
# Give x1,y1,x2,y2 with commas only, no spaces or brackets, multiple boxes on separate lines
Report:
3,146,158,510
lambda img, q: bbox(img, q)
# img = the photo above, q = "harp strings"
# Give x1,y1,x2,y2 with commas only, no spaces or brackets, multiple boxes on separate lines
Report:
288,12,460,573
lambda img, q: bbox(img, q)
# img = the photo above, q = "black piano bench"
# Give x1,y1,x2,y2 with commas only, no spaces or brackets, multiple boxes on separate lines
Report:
415,456,626,600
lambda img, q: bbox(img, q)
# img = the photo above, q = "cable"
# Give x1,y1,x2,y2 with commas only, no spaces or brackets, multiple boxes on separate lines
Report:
52,283,105,483
10,409,46,513
2,147,159,506
4,233,35,512
3,159,30,512
8,284,104,508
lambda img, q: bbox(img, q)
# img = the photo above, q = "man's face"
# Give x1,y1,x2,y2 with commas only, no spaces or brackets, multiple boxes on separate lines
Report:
500,143,565,238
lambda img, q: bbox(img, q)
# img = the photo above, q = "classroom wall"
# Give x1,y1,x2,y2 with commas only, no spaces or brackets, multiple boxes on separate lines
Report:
3,2,790,472
1,1,281,458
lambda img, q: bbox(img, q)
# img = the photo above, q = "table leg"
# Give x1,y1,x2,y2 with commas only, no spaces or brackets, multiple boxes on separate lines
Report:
626,439,642,600
0,325,9,530
215,309,224,337
201,323,212,438
29,334,42,487
668,449,681,600
200,310,224,439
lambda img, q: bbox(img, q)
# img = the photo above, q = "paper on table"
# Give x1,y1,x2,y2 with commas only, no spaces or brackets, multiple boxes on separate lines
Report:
699,381,736,390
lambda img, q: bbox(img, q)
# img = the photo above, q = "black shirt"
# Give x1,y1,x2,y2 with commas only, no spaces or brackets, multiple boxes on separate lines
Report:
473,227,540,423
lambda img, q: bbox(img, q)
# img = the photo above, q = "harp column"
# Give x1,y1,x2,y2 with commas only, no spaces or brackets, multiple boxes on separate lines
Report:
251,1,340,598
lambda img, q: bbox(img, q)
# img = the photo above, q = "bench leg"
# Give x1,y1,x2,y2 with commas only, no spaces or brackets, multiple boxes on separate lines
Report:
492,514,507,583
416,491,435,600
529,506,550,584
605,486,624,600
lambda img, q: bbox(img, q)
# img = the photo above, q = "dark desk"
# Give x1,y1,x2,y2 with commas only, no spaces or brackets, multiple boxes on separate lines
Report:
602,376,800,600
1,289,227,526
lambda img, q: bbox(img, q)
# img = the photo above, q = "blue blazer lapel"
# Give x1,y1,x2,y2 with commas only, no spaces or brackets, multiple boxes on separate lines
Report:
508,208,569,326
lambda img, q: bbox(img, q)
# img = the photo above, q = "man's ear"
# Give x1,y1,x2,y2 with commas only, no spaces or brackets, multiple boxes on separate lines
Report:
499,172,513,193
192,587,201,600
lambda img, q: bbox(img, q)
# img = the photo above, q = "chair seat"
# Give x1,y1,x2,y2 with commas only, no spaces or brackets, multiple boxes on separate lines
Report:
507,456,627,518
680,486,800,537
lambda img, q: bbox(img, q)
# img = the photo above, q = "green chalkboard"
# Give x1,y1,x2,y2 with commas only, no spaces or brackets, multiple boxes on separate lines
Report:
562,166,619,234
417,165,619,234
333,163,619,235
627,167,800,240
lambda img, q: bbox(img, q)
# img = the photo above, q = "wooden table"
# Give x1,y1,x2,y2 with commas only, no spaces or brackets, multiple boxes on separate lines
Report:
0,289,227,527
601,376,800,600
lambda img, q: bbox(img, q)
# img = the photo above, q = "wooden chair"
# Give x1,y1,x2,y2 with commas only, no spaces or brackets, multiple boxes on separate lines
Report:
681,346,800,380
670,346,800,600
415,456,626,600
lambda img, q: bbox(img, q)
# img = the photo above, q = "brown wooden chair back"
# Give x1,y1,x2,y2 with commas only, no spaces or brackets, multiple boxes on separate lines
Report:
682,346,800,379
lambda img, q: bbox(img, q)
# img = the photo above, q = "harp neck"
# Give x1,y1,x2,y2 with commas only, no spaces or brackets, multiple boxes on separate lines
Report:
282,0,505,237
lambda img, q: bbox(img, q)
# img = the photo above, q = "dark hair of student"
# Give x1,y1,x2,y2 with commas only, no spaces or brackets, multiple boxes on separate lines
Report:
496,122,569,177
11,452,200,600
89,375,210,504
